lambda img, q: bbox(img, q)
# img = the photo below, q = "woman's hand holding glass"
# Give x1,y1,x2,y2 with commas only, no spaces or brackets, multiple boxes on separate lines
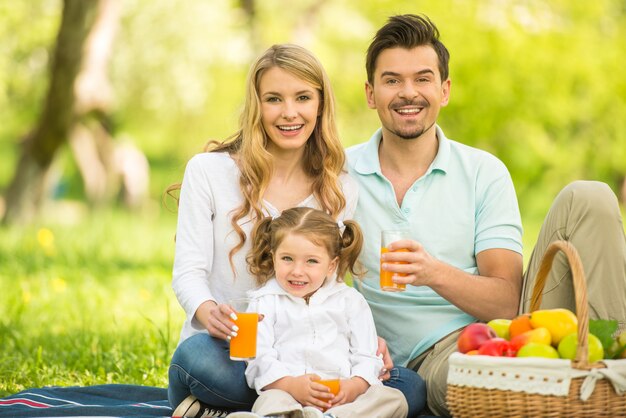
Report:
195,300,239,340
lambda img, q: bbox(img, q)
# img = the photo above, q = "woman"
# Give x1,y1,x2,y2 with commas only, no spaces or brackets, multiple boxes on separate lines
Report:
167,44,357,416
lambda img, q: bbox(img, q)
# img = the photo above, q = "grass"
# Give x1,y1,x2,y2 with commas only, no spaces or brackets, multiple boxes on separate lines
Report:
0,203,182,397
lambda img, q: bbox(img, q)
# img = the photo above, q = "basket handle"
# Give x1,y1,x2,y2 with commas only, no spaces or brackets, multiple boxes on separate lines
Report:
528,240,593,369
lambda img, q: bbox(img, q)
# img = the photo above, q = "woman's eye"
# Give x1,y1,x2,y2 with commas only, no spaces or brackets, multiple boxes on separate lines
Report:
297,95,311,101
266,96,280,103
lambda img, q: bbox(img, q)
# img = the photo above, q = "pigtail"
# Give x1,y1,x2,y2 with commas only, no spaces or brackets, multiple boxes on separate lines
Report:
247,216,275,286
336,219,365,280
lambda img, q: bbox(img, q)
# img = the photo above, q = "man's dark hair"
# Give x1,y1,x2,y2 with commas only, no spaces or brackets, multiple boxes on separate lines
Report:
366,14,450,84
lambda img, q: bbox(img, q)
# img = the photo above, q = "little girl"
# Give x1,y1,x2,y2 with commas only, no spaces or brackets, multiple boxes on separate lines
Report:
229,207,411,418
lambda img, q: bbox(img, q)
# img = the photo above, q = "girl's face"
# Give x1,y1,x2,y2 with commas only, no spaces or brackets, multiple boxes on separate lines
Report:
259,67,321,155
273,232,337,299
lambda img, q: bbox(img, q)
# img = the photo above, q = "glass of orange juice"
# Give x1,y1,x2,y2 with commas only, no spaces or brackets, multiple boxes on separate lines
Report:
380,230,410,292
315,369,340,411
228,298,258,361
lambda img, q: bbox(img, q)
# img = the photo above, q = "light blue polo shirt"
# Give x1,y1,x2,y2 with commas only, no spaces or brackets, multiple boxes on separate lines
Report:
346,126,523,367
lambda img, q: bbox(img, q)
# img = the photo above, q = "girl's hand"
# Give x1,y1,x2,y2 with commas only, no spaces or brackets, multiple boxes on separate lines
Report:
195,300,238,340
264,375,335,411
331,377,369,406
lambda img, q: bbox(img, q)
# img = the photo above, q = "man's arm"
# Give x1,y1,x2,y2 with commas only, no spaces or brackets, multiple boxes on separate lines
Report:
382,244,523,321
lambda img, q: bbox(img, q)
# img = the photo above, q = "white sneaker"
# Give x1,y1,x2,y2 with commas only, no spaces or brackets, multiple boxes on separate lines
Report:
172,395,230,417
228,413,264,418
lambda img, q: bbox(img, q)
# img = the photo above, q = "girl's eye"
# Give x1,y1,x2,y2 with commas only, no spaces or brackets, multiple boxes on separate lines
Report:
307,259,319,264
281,256,293,262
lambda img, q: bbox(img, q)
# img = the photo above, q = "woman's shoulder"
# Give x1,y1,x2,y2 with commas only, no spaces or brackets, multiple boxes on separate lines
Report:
186,151,238,174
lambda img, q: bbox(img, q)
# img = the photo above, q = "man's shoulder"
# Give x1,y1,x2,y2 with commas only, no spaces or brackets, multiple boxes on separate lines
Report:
345,141,368,161
448,139,508,170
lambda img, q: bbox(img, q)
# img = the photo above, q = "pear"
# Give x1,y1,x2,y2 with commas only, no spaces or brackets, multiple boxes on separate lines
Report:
529,308,577,346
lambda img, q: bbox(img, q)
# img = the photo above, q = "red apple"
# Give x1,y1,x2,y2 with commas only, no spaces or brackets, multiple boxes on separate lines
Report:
477,338,517,357
457,323,497,354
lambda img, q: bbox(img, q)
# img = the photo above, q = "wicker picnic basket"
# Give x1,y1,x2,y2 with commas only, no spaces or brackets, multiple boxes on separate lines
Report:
446,240,626,418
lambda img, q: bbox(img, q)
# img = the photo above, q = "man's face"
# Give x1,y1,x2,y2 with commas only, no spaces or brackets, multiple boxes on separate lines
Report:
366,46,450,142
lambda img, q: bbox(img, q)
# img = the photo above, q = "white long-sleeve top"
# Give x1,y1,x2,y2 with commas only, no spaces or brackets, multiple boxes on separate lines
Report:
172,152,358,344
245,278,384,394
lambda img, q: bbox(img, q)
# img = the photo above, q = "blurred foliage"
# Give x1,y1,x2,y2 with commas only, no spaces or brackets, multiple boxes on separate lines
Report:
0,0,625,222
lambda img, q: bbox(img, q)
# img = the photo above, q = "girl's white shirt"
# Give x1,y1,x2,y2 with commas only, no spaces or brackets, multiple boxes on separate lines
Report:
172,152,358,343
245,277,384,394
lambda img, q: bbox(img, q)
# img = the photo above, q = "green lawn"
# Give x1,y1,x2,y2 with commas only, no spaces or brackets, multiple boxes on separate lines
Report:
0,204,182,397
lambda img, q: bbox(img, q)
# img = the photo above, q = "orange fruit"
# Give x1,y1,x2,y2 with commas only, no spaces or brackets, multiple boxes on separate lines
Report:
509,313,533,339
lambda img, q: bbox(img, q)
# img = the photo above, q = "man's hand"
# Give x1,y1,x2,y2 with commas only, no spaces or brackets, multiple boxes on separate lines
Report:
377,337,393,381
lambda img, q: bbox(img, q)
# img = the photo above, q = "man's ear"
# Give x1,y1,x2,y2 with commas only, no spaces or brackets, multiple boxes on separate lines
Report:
365,81,377,109
441,78,451,107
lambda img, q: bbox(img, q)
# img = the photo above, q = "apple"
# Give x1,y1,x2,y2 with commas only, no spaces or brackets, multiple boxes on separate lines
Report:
457,323,497,354
477,338,516,357
487,319,512,340
557,333,604,363
617,330,626,359
516,342,559,359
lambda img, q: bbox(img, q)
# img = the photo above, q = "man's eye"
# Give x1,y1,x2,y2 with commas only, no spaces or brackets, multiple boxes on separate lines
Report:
385,79,399,85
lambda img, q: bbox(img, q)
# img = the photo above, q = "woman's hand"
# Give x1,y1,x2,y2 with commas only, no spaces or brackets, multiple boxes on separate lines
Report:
330,377,369,406
377,337,393,381
195,300,238,340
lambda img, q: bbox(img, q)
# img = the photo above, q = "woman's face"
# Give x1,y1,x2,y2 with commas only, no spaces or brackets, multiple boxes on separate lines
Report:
258,67,321,154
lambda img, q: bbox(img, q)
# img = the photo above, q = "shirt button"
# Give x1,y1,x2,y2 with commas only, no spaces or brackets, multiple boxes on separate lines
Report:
403,208,410,213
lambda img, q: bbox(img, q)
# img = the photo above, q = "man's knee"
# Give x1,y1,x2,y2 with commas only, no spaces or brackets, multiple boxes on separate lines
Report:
554,180,618,216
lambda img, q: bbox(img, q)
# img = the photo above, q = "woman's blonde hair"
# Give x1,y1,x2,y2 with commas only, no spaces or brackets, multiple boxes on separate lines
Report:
247,207,364,286
167,44,346,273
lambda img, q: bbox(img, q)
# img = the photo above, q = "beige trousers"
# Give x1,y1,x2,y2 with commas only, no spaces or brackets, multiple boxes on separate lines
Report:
252,385,408,418
410,181,626,417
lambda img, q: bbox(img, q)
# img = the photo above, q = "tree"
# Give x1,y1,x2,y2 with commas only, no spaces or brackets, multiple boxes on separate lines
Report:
2,0,129,224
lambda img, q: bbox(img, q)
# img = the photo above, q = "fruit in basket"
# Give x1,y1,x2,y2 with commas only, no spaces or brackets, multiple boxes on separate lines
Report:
557,332,604,363
457,323,497,354
617,330,626,359
509,313,533,339
529,308,577,345
477,338,516,357
516,342,560,359
509,327,552,351
487,319,511,340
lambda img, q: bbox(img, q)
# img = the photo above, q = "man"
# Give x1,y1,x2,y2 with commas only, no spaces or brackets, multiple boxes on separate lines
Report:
347,14,626,416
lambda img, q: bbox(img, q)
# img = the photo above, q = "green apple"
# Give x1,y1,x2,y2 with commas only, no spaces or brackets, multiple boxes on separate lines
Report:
557,332,604,363
487,319,512,340
516,342,559,359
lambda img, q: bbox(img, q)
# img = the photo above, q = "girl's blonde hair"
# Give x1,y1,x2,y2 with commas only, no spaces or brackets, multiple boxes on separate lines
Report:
247,207,364,287
167,44,346,273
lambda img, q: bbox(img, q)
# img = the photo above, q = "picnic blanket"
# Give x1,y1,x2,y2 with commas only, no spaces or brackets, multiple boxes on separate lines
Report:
0,384,172,417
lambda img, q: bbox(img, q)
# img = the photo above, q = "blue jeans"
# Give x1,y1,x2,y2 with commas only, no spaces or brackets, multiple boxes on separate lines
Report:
168,334,426,417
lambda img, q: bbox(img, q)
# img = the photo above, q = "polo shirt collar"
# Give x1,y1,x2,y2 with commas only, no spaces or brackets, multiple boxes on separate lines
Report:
352,125,451,176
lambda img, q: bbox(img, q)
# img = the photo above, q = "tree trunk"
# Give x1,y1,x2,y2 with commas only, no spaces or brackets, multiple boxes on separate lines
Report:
2,0,99,224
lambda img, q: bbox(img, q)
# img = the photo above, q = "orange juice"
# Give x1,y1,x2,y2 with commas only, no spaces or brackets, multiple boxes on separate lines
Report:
229,312,258,360
380,247,408,291
316,378,340,411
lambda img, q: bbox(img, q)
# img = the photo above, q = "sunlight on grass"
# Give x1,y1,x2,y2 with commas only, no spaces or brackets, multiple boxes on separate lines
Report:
0,205,183,397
